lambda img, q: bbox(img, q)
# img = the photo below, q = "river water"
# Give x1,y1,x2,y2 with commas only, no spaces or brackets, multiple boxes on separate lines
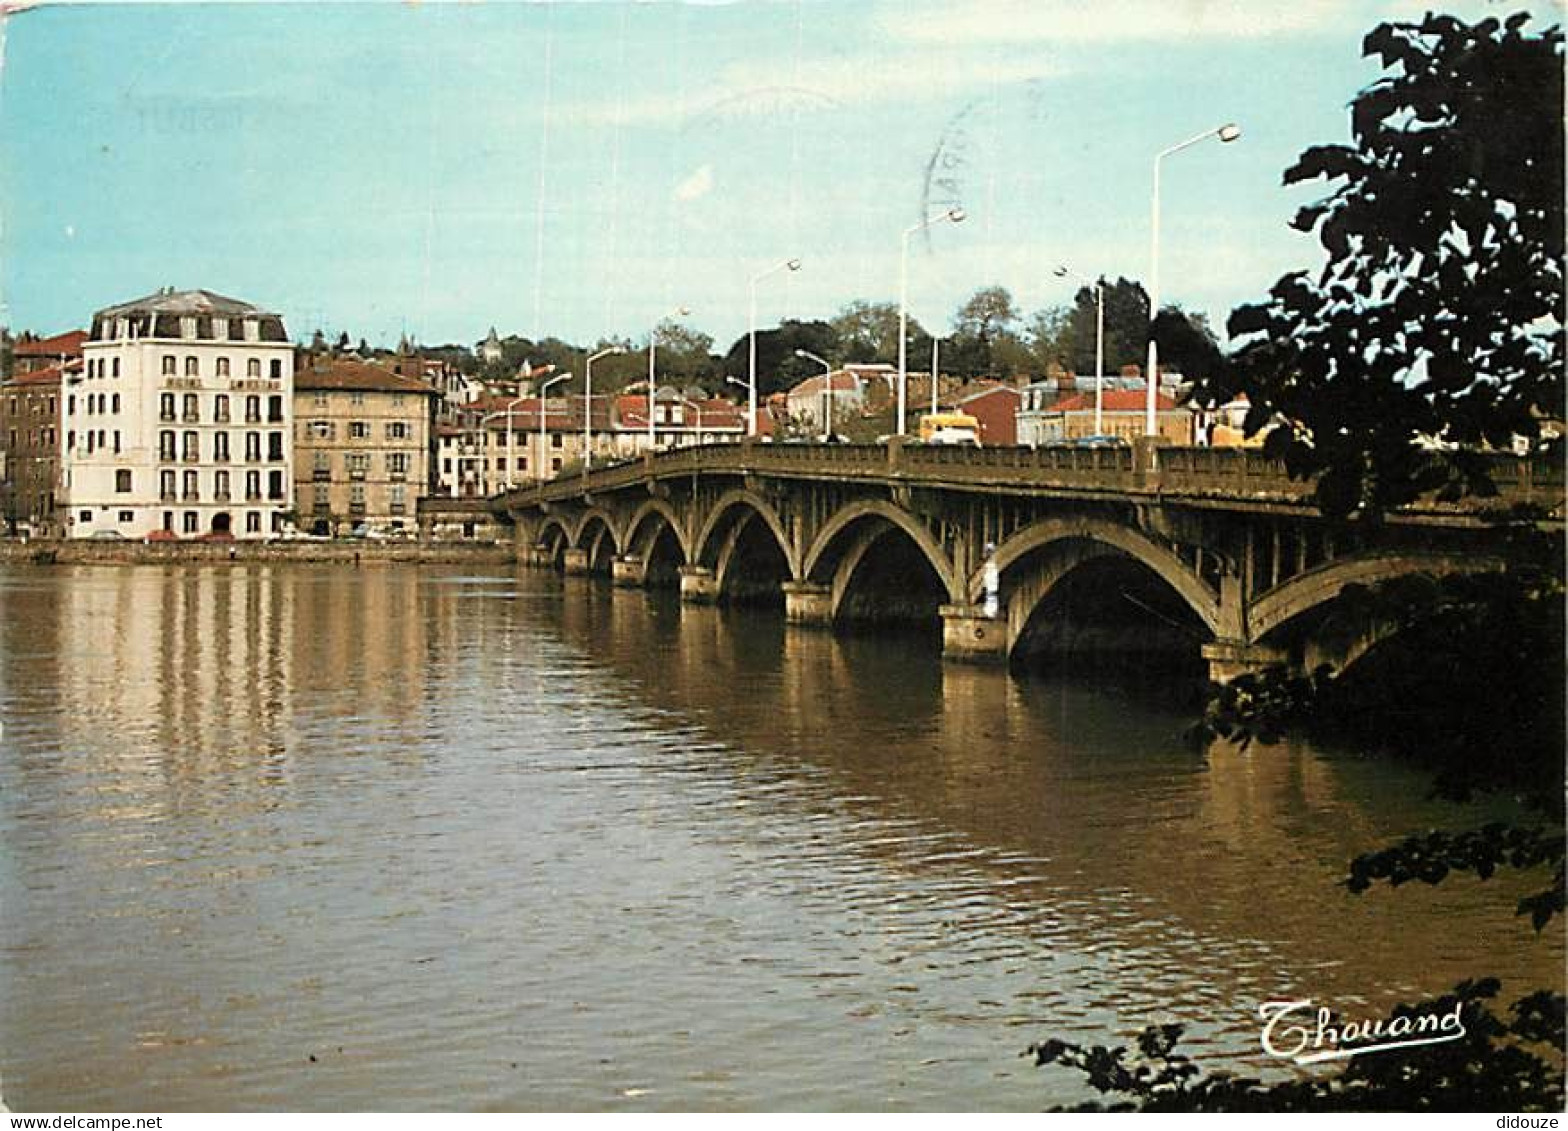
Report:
0,564,1559,1111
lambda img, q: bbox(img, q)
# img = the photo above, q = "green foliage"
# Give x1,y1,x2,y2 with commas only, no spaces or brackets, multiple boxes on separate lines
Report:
1192,11,1565,519
1029,980,1565,1111
719,319,839,396
829,300,929,365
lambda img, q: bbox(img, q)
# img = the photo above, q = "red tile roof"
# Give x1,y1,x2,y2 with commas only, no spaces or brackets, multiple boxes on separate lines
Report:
13,330,86,358
3,362,69,388
1051,389,1180,414
295,356,439,395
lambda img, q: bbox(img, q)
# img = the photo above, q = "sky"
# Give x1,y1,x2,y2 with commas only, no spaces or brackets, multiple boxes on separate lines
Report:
0,0,1552,356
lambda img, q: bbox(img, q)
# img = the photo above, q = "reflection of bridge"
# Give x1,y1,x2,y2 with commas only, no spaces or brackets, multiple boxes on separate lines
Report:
484,439,1563,682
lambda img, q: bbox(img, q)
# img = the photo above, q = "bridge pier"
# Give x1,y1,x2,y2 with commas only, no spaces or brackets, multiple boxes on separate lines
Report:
611,554,647,588
940,604,1008,664
782,581,832,626
1202,640,1290,684
678,565,720,604
520,544,555,569
562,548,590,576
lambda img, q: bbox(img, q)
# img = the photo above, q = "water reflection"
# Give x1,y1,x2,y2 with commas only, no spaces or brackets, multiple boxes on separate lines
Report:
0,564,1558,1112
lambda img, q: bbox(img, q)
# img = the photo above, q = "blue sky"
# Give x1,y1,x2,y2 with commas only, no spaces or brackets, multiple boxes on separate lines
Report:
0,0,1541,355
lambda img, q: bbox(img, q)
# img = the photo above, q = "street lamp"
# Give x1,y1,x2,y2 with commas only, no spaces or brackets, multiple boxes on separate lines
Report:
1146,122,1240,436
1055,264,1106,436
648,305,691,452
748,258,802,438
537,370,569,482
794,348,833,440
502,393,528,489
899,207,965,437
583,345,625,471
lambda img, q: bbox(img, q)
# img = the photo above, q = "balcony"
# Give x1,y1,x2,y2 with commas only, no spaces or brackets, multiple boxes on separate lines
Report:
182,412,200,423
313,468,331,481
159,490,177,502
213,490,231,502
182,451,200,463
389,469,407,482
348,501,367,515
181,491,200,502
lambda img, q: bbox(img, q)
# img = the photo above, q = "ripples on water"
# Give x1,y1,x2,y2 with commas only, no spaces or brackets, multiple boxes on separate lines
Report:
0,565,1559,1111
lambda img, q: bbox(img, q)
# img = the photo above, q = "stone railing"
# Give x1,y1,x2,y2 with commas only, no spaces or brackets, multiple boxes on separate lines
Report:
494,440,1564,518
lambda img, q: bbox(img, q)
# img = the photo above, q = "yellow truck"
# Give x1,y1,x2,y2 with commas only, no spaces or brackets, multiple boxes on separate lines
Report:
917,412,982,446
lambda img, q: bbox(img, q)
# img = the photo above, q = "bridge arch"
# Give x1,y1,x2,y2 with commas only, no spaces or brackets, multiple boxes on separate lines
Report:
979,518,1222,641
623,498,693,564
1247,551,1508,645
535,516,573,567
803,499,961,602
693,489,798,577
568,507,622,554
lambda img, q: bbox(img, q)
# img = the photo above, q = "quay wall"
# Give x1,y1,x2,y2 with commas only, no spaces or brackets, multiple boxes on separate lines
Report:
0,539,516,567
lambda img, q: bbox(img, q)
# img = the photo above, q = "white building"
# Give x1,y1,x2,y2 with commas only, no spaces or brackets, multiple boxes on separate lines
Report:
64,288,295,539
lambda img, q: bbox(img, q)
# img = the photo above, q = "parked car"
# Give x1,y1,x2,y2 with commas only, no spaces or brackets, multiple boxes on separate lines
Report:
88,530,127,540
144,529,179,543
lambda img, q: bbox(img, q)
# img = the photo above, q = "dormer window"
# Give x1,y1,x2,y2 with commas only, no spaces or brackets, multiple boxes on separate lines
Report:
243,319,259,343
180,316,197,339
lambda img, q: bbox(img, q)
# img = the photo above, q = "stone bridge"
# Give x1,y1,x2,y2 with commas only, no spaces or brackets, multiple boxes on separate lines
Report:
484,439,1563,683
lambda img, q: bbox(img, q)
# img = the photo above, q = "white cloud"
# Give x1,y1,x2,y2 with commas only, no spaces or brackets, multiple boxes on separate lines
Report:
673,164,715,203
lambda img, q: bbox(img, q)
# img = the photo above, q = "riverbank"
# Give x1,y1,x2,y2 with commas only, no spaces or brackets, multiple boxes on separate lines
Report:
0,538,515,566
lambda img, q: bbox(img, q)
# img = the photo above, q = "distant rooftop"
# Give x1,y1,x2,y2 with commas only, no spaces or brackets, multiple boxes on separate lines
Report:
89,288,288,343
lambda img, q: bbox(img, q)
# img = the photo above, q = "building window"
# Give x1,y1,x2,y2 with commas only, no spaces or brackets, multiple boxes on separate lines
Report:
313,485,330,514
308,420,333,440
79,509,92,523
214,394,230,422
118,510,133,523
313,391,329,407
247,359,261,378
85,432,95,454
111,393,121,414
67,394,75,416
267,470,284,500
443,458,452,473
184,356,199,377
111,359,120,378
160,393,175,421
389,484,406,514
214,470,230,500
162,356,176,375
182,470,199,500
386,421,409,440
551,433,563,449
112,431,121,454
115,469,132,493
183,511,198,534
313,451,330,479
217,358,230,378
347,453,369,480
246,511,261,533
349,483,366,513
269,359,282,381
267,432,284,461
245,470,261,500
182,431,199,462
183,393,200,422
388,452,409,479
245,395,261,423
214,432,230,462
349,421,369,439
159,470,176,501
268,395,283,422
245,432,261,462
350,391,365,405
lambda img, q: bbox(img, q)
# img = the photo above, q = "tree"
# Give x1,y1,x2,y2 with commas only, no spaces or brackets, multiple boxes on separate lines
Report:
947,286,1021,377
648,320,720,387
829,300,930,366
1029,12,1565,1110
720,319,839,396
1194,11,1564,520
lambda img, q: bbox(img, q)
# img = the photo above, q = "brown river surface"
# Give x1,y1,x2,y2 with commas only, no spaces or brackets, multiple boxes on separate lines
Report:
0,564,1559,1110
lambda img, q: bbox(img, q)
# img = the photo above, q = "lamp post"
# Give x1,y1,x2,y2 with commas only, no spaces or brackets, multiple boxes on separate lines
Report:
648,305,691,453
899,207,965,437
583,346,624,471
1146,122,1241,436
748,258,802,438
794,348,833,440
503,393,528,489
930,337,940,416
537,371,569,482
1055,264,1106,436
